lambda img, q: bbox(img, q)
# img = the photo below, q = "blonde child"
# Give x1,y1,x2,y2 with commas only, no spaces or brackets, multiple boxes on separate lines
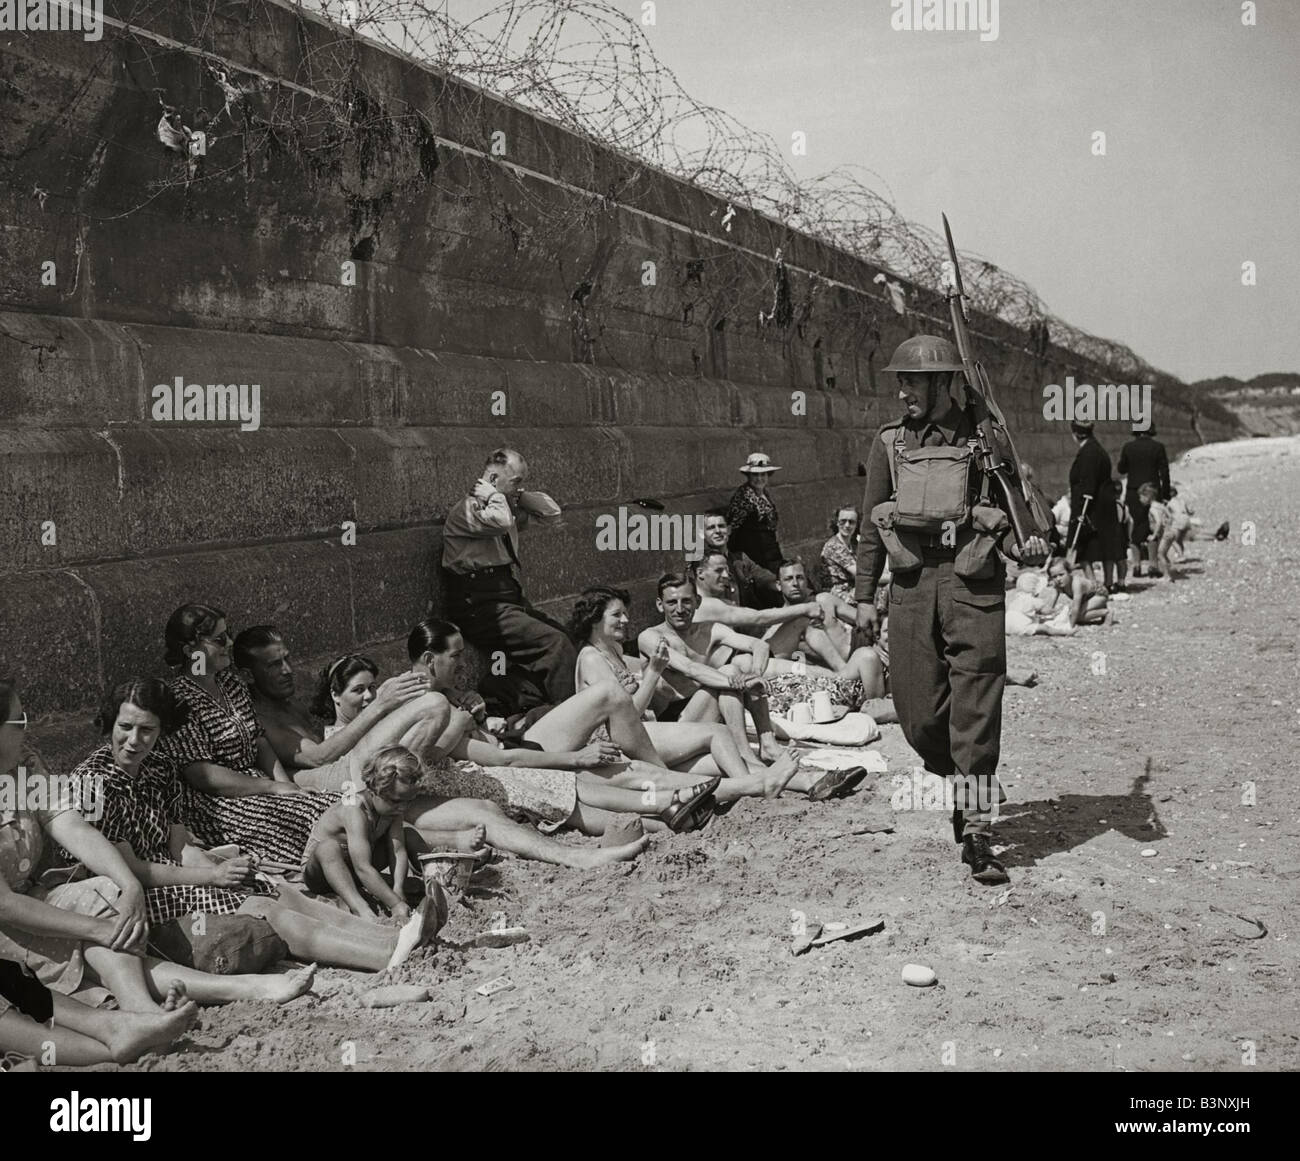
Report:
302,746,445,939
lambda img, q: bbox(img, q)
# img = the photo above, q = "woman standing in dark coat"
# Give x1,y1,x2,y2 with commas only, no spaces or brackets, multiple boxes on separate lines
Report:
1066,421,1118,588
726,452,785,574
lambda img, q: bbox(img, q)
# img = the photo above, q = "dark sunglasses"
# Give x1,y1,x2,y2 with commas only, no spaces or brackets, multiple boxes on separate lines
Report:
200,631,233,646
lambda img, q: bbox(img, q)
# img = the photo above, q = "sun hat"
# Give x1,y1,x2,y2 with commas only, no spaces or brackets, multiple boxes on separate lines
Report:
739,452,780,473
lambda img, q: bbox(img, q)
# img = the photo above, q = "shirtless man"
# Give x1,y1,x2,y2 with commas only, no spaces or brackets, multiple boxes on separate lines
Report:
689,550,831,671
234,626,449,792
773,559,893,717
636,574,860,799
235,626,649,867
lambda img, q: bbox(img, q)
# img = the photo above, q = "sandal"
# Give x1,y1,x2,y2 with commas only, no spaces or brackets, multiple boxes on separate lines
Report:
659,777,721,833
807,766,869,802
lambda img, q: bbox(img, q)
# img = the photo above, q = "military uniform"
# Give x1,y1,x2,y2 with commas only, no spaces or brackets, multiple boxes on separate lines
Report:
856,404,1020,844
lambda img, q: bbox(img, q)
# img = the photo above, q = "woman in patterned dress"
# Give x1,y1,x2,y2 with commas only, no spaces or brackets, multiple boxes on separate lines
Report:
726,452,785,573
820,504,861,601
161,605,335,867
71,677,439,972
0,673,316,1026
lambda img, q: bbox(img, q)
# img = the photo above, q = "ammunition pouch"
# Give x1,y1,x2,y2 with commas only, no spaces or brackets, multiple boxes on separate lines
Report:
954,504,1010,580
870,500,924,573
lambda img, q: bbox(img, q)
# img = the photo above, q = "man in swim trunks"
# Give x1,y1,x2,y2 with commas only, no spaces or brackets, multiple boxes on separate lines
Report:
637,572,787,763
689,550,828,666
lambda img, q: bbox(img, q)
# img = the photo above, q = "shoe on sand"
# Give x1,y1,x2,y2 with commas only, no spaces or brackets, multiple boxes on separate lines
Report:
807,766,868,801
961,835,1009,885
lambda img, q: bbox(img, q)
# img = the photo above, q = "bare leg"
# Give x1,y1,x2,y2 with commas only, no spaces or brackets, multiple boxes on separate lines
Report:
645,720,761,782
740,681,783,764
525,684,667,765
82,946,167,1013
572,774,709,817
237,897,394,972
840,647,887,699
308,837,377,919
762,616,810,658
404,796,647,868
675,687,725,724
139,955,317,1005
0,993,198,1065
704,665,763,758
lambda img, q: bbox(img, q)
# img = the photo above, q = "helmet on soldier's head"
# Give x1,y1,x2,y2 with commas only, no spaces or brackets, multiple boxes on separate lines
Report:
884,335,964,374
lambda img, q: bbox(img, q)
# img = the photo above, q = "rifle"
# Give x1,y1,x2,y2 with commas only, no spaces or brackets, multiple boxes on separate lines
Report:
941,213,1048,565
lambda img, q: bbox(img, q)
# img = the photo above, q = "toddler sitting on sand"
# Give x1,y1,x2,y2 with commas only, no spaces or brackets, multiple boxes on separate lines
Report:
302,745,450,962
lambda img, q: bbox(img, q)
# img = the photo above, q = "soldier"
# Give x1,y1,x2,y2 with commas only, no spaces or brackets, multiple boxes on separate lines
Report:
854,335,1048,885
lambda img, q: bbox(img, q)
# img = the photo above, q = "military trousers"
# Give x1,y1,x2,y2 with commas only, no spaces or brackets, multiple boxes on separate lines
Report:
888,548,1007,840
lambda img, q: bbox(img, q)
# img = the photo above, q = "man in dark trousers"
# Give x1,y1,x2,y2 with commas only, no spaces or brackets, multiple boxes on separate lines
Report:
1117,424,1170,577
440,447,576,710
1066,421,1118,588
854,335,1048,886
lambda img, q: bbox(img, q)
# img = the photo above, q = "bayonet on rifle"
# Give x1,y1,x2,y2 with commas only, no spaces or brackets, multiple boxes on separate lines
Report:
941,213,1047,563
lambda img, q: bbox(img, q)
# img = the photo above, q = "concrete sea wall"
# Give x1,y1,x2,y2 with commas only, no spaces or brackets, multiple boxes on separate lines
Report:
0,1,1236,716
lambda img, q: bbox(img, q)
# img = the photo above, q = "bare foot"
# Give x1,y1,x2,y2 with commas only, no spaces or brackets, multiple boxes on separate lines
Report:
759,738,785,763
161,979,188,1011
258,962,317,1004
107,1001,199,1063
761,750,800,798
456,824,488,852
386,909,424,970
568,835,650,868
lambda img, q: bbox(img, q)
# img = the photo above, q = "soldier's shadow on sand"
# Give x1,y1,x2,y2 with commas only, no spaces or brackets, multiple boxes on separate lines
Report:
995,766,1166,868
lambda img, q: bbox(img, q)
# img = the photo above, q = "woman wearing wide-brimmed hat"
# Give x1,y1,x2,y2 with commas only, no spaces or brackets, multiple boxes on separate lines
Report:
726,452,785,573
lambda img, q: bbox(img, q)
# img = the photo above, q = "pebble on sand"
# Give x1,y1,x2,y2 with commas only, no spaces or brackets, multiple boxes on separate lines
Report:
902,963,937,987
1140,848,1158,857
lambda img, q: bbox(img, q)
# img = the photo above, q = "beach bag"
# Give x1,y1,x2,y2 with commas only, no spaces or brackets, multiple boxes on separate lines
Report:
149,914,288,975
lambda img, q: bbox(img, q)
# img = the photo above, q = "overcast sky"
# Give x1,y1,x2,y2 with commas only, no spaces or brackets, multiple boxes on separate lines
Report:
435,0,1298,382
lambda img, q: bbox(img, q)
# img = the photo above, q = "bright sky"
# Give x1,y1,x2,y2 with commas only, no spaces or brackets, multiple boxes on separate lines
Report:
435,0,1299,382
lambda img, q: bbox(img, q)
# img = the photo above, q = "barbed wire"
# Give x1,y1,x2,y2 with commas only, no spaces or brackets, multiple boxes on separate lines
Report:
109,0,1162,381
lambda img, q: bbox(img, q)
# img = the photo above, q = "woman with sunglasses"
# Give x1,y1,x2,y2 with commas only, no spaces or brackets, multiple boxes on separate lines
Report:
161,605,335,867
820,504,861,602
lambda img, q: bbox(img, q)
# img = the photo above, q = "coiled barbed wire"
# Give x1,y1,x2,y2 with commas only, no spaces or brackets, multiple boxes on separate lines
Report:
105,0,1162,381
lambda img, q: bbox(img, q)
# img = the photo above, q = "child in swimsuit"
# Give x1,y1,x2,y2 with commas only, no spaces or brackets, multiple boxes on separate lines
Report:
302,745,427,921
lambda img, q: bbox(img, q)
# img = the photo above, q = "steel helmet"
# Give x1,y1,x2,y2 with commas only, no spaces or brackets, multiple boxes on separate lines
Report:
884,334,964,374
